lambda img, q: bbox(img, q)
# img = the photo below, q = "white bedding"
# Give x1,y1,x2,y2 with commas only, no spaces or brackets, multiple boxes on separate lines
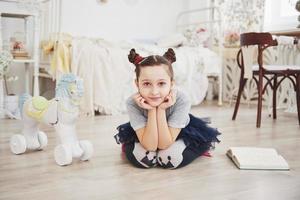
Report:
71,38,221,116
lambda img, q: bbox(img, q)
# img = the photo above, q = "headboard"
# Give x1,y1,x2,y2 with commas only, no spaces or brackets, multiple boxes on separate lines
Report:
175,5,224,106
176,6,223,49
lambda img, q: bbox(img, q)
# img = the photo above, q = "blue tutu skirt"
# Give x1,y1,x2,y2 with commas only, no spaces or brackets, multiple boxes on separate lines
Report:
114,114,221,152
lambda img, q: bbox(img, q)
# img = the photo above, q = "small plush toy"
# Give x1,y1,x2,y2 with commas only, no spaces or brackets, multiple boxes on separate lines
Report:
10,73,93,166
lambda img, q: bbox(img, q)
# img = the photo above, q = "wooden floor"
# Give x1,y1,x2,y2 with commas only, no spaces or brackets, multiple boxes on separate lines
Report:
0,102,300,200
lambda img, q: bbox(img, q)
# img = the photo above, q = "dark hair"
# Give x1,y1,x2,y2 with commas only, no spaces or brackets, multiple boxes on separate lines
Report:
128,48,176,80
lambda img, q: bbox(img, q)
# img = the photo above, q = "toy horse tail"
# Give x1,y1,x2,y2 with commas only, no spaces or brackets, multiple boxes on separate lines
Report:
19,93,31,116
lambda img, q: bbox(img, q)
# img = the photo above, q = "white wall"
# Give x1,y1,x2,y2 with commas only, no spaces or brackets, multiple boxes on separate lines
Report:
181,0,210,29
60,0,189,40
2,0,211,95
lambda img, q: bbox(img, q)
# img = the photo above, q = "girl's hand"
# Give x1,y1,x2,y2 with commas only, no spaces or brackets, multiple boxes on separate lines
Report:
158,89,177,110
133,93,155,110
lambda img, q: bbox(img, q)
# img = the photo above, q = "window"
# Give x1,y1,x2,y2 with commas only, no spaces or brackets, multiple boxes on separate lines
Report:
264,0,298,31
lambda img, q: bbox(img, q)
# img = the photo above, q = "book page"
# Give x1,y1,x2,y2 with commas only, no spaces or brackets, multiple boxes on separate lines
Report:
238,155,289,170
228,147,278,158
227,147,290,170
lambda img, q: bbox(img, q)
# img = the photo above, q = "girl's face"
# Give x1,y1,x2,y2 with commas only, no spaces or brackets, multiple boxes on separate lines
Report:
136,65,173,107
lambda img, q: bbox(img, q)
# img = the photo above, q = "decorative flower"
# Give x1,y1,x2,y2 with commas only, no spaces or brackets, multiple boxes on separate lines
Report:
196,28,206,33
0,51,13,78
224,31,240,45
13,41,24,51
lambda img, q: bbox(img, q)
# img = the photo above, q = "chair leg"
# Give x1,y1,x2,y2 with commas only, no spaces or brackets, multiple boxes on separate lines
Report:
273,75,277,119
232,78,247,120
257,72,263,128
296,75,300,125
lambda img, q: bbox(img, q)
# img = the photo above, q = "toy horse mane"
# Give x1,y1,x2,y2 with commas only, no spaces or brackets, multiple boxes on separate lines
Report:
55,74,84,99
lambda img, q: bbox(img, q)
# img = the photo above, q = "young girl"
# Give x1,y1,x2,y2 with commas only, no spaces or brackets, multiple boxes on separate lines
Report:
114,48,220,169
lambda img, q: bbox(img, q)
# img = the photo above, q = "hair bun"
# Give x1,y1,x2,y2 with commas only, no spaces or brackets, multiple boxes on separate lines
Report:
128,48,144,65
163,48,176,63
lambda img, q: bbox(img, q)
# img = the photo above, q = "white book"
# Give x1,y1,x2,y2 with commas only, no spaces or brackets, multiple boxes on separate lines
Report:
226,147,290,170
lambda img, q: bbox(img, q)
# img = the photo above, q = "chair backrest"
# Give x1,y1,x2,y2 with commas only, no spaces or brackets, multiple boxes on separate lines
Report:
240,32,277,47
236,32,278,75
237,32,299,75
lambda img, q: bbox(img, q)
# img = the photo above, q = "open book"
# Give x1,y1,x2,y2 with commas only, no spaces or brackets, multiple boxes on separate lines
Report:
227,147,290,170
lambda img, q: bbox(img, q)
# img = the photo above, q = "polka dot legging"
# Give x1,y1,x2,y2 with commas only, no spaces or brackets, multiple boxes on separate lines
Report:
123,139,209,169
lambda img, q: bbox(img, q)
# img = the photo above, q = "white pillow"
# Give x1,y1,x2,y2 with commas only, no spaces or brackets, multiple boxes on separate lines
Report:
156,33,187,47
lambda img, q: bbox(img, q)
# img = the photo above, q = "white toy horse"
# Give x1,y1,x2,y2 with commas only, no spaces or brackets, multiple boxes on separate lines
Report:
10,73,93,166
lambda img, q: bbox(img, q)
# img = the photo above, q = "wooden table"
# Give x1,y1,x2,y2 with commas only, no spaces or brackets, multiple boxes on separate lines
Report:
270,28,300,37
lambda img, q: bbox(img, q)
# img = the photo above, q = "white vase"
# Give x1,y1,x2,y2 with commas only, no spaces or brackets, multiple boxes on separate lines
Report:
0,79,4,119
4,95,20,119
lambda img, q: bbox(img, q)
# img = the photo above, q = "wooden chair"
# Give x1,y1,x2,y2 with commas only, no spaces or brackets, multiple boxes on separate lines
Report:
232,32,300,128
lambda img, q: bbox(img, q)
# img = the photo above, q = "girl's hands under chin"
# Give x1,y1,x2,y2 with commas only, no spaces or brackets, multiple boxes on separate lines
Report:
158,89,177,110
133,93,155,110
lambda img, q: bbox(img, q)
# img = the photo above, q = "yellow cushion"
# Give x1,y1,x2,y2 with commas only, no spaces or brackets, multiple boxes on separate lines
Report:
26,97,51,121
32,96,49,111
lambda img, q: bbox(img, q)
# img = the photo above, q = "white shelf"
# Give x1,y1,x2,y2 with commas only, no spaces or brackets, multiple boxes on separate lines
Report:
1,13,35,18
0,5,40,96
12,59,35,63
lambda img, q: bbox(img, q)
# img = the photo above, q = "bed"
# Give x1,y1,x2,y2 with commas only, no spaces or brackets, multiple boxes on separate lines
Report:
68,6,223,116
